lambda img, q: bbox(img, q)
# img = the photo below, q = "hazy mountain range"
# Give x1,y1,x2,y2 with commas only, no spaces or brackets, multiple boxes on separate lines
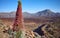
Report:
0,9,60,18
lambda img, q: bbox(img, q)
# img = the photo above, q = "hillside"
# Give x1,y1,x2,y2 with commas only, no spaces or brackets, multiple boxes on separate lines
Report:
0,9,60,38
0,9,60,18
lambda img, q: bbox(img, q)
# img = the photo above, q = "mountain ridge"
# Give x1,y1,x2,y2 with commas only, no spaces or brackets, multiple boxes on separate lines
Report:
0,9,60,18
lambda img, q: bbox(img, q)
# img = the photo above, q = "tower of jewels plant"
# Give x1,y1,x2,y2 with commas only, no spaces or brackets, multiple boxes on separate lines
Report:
12,0,25,38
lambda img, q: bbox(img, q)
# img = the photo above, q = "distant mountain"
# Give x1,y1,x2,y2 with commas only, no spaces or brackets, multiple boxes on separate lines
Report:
0,9,60,18
35,9,55,17
0,12,15,18
0,12,36,18
22,12,35,18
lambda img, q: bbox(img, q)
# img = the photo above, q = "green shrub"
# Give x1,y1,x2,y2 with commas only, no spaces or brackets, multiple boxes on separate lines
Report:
15,30,25,38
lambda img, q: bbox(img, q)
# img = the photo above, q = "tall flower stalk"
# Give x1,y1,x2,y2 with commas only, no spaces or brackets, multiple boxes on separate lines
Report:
12,0,25,38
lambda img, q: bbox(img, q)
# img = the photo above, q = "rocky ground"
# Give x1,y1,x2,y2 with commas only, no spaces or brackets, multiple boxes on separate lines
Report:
0,19,60,38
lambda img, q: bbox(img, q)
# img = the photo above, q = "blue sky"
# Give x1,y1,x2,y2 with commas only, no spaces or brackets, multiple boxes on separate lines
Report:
0,0,60,13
